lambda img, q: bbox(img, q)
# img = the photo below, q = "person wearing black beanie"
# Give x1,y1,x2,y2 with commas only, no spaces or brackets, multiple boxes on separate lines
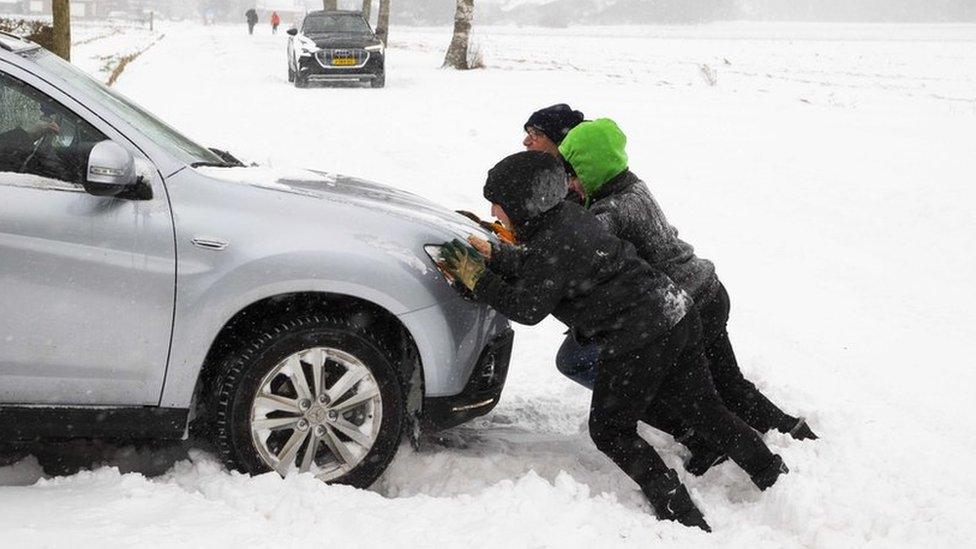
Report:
443,151,789,532
523,104,585,156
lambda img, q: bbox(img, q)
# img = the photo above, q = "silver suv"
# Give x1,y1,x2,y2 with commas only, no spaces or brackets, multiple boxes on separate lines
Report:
0,33,511,487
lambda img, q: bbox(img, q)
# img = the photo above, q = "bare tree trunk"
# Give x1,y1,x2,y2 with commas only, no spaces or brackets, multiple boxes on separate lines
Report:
51,0,71,61
443,0,474,70
323,0,338,10
362,0,372,22
375,0,391,46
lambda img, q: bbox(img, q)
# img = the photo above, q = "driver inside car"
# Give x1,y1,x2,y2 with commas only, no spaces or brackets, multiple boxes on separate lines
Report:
0,80,89,183
0,119,61,170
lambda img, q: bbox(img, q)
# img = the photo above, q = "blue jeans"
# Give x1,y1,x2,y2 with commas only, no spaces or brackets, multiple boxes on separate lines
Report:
555,335,601,389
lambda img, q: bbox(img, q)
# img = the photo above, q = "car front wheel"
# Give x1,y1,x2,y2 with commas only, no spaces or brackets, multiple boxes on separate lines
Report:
211,314,405,488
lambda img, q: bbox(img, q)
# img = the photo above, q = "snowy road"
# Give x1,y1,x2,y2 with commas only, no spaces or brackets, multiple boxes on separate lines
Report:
2,22,975,547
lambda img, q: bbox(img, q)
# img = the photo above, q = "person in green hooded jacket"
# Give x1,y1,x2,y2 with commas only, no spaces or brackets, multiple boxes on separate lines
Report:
455,151,790,531
557,118,817,474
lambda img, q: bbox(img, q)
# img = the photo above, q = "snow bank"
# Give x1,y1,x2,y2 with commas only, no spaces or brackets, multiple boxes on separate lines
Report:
1,20,974,547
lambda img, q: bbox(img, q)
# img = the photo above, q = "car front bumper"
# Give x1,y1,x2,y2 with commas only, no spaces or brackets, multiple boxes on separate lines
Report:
297,50,384,82
420,328,514,432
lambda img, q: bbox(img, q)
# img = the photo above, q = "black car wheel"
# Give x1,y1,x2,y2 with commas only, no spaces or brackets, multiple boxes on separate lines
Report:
210,314,405,488
288,66,295,83
371,72,385,88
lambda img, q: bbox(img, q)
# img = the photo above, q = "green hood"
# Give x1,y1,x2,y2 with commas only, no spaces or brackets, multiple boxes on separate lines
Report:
558,118,628,199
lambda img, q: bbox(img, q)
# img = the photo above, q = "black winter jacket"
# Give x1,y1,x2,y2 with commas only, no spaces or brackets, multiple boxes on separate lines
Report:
0,128,32,174
475,200,692,355
589,170,720,304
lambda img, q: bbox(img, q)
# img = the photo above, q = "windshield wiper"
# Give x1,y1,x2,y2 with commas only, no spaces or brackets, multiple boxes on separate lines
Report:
192,148,246,168
209,148,245,166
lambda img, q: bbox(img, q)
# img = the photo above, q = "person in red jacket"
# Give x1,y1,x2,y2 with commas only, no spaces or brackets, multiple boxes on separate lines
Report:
271,12,281,34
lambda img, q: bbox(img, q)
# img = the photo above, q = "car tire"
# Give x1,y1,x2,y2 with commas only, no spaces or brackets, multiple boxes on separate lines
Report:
294,74,308,88
288,66,295,83
210,314,405,489
371,72,385,88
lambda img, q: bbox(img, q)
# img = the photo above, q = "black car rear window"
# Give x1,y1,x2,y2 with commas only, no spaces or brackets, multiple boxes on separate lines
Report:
303,14,371,34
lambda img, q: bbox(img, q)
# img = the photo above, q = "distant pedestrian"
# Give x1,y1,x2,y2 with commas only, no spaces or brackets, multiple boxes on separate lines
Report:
271,11,281,34
245,8,258,35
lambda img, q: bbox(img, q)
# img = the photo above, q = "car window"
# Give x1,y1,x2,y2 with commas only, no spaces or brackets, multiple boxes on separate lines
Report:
19,48,226,167
0,71,107,187
303,14,371,34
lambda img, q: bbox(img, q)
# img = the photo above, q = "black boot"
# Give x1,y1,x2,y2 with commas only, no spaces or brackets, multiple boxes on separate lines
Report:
640,470,712,532
777,415,818,440
788,417,818,440
682,436,728,477
751,454,788,491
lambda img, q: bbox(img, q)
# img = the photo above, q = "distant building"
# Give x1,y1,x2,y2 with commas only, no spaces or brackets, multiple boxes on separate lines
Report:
14,0,177,21
22,0,103,19
0,0,23,16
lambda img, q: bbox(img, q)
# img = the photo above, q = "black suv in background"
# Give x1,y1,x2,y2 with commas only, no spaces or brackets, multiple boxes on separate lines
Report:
287,10,385,88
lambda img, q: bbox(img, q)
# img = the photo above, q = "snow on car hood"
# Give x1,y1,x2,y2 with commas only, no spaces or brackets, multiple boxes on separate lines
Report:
194,165,487,240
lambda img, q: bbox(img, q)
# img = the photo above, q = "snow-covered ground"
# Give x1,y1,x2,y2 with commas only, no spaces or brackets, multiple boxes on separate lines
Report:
68,20,164,83
2,21,975,547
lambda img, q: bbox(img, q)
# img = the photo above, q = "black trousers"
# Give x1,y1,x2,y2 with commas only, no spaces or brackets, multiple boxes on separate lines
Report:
559,283,793,436
696,283,792,433
588,309,777,492
642,283,793,440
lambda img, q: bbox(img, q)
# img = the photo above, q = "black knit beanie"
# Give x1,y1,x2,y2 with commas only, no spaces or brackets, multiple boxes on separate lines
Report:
524,104,585,145
484,151,568,227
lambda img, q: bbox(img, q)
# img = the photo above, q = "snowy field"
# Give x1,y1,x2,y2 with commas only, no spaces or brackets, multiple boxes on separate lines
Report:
69,19,164,83
2,21,975,547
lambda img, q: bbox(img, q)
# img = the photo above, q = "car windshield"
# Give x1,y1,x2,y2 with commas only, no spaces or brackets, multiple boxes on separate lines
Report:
303,14,371,34
18,48,227,167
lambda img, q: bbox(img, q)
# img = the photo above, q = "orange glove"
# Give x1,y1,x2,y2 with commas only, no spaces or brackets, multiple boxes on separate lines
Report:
488,221,516,244
455,210,516,244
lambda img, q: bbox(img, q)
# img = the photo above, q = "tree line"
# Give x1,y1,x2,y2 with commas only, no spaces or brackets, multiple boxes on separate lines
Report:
324,0,476,70
12,0,480,71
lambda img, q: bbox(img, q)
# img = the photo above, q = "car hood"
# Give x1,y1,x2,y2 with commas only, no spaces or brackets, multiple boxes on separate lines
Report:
193,166,486,239
305,34,379,49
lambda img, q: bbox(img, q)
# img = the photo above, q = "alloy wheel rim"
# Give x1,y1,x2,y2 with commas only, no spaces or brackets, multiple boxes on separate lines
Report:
249,346,383,481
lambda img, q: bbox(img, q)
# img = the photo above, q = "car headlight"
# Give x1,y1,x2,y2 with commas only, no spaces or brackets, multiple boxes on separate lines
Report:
424,244,478,300
424,245,449,279
365,44,384,53
299,37,317,54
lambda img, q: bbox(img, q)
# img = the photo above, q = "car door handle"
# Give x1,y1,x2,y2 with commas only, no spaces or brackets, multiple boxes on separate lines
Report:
191,236,229,251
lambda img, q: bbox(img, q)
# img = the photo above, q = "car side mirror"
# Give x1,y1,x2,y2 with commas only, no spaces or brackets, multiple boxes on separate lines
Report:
287,28,298,36
84,140,147,199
